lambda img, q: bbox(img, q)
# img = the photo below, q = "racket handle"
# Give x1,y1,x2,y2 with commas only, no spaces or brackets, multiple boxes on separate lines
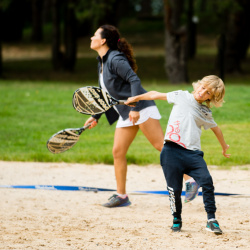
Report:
118,100,137,106
84,123,92,129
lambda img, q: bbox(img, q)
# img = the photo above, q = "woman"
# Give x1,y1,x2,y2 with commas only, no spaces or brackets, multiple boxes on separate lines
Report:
84,25,198,207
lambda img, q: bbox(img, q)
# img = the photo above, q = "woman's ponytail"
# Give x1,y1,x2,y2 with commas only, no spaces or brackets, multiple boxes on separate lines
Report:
100,25,138,73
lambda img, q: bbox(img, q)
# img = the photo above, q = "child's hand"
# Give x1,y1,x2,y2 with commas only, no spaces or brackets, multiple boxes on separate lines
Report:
222,144,230,158
125,97,137,106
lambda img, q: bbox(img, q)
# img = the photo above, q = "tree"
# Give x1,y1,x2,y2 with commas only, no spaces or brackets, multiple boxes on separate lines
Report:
63,0,77,72
0,8,3,77
223,0,250,73
0,0,13,77
51,0,126,72
76,0,124,35
31,0,44,42
0,40,2,79
51,0,63,71
198,0,250,78
1,0,26,42
51,0,77,72
163,0,188,84
186,0,197,59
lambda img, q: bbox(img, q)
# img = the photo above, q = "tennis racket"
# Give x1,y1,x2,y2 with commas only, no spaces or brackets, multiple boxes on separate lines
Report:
47,122,93,154
72,86,136,115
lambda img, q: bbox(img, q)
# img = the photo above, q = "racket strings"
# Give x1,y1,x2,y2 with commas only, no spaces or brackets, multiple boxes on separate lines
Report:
73,91,96,115
73,87,113,115
77,88,105,114
47,130,80,154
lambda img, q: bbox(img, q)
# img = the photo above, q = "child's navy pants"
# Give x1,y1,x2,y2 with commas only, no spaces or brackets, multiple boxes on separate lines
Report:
160,141,216,220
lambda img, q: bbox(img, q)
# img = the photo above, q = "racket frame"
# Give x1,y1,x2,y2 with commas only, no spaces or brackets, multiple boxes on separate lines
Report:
72,86,136,115
47,123,91,154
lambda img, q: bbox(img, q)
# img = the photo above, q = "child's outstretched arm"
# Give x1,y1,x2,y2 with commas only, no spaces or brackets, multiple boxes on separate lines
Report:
125,91,167,105
211,126,230,158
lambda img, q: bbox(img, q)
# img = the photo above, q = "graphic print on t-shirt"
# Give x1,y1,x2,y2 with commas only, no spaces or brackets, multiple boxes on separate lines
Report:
166,120,186,148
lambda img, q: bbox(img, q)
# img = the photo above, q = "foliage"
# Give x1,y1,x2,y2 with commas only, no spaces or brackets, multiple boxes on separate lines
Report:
76,0,119,33
194,0,241,34
0,81,249,168
0,0,12,10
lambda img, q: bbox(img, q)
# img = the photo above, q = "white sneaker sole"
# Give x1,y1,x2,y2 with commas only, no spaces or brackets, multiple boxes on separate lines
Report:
206,227,222,234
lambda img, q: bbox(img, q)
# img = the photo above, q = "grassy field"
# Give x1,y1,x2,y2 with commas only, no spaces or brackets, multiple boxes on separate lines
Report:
1,20,250,168
0,81,249,168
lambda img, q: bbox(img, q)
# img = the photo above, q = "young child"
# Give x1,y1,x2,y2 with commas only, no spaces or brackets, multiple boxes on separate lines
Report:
125,75,230,234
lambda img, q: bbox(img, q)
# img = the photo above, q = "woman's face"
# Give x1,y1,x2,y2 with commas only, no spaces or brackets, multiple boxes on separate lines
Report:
90,28,105,51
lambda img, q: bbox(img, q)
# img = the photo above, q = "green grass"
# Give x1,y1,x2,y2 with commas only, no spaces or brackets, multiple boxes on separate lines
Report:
1,18,249,168
0,81,249,168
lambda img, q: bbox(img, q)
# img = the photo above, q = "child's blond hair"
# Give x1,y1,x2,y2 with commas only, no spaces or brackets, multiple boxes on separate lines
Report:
192,75,225,108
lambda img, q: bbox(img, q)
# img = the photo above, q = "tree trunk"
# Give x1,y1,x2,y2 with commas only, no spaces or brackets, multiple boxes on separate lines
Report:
1,0,25,42
51,0,63,71
31,0,44,42
217,34,226,81
138,0,152,18
0,8,3,77
0,39,2,78
163,0,188,84
224,0,250,73
63,0,77,72
187,0,197,59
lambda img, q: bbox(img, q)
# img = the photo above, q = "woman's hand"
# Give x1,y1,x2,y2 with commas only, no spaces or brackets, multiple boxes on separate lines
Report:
129,111,140,125
84,117,98,129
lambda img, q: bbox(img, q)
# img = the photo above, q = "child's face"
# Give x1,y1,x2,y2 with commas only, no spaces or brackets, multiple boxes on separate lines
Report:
193,84,213,104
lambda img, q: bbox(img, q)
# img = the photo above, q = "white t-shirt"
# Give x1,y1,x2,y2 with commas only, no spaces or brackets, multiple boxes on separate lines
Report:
165,90,217,151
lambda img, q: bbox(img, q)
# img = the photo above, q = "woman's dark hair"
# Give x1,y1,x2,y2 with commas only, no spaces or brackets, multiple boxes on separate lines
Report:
100,24,138,73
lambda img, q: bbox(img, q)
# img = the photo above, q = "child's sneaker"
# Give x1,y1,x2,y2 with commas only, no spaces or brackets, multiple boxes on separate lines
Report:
102,194,131,208
206,219,223,234
171,217,182,232
185,181,199,203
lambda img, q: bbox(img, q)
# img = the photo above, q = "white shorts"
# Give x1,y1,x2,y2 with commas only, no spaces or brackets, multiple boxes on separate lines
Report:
116,106,161,128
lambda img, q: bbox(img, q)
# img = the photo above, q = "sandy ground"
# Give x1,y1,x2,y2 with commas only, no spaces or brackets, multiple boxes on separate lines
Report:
0,161,249,250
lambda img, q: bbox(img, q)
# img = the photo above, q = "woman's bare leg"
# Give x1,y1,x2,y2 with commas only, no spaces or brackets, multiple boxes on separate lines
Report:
139,118,164,152
113,126,139,194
